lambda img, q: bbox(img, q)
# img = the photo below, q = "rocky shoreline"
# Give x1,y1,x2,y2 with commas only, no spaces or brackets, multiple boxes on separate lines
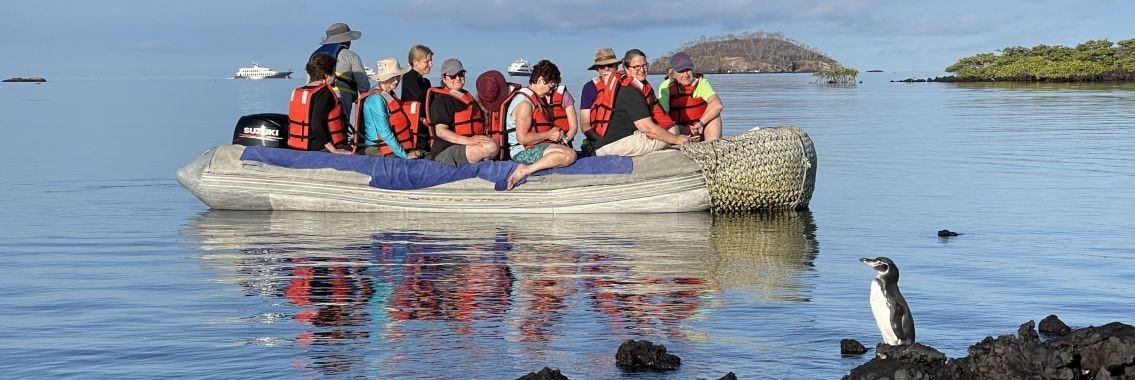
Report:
845,316,1135,379
893,75,1135,83
3,76,47,83
512,316,1134,379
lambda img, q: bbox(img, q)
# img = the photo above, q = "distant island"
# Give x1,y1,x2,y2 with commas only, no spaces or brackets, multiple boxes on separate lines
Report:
903,39,1134,82
648,32,841,74
3,77,46,83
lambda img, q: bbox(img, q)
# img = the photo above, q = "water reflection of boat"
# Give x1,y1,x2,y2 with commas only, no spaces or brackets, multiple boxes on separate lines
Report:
183,210,817,377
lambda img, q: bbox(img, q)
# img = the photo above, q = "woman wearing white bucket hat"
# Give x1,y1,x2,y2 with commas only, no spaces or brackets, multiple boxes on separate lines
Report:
354,57,426,158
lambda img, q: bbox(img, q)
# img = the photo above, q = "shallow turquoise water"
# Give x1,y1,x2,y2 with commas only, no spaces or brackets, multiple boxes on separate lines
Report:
1,73,1133,378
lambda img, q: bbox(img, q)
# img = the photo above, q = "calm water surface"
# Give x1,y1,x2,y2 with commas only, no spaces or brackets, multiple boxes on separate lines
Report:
1,72,1134,379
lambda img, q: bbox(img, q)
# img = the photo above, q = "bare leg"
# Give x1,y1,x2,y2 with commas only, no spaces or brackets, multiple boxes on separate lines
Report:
703,118,723,141
506,145,577,190
465,140,501,163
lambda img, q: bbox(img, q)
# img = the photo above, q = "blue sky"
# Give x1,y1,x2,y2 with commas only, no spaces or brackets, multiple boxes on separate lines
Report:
3,0,1132,79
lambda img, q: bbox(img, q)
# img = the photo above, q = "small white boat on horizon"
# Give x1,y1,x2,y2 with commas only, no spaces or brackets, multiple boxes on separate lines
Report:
234,62,292,80
508,58,532,76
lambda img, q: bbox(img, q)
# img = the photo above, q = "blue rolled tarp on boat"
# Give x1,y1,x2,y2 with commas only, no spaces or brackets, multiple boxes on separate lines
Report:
239,146,632,191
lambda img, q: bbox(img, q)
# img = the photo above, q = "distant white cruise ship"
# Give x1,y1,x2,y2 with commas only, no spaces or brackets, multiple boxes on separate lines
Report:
508,58,532,76
234,62,292,80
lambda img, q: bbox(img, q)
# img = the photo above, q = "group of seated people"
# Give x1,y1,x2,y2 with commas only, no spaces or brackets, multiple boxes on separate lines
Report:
287,23,725,189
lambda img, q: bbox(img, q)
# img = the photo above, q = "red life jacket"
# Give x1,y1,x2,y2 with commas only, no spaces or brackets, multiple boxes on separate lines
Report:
485,83,523,159
588,74,620,138
353,90,422,156
500,88,557,150
287,82,347,150
545,85,571,134
424,87,486,136
667,75,708,125
621,74,674,129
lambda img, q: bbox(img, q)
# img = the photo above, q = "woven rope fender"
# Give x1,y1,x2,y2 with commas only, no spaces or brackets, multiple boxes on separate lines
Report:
679,126,817,211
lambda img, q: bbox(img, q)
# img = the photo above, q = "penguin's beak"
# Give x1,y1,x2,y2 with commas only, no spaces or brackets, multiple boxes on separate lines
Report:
860,257,881,267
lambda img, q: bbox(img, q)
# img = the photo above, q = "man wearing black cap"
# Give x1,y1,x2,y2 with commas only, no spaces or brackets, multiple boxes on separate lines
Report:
659,52,724,141
426,58,500,166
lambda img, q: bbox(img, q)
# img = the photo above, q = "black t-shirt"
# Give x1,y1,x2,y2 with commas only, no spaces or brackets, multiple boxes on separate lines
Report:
596,85,651,149
306,86,338,151
427,91,467,158
401,70,431,103
402,70,432,150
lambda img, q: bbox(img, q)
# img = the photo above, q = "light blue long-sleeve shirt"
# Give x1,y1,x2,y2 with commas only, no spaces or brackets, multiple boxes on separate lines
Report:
361,92,409,158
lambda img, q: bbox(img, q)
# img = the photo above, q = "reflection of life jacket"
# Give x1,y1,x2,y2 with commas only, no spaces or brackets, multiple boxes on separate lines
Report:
353,90,421,156
311,43,359,95
500,88,556,150
287,83,347,150
667,75,708,125
588,75,620,138
424,87,486,136
485,83,522,160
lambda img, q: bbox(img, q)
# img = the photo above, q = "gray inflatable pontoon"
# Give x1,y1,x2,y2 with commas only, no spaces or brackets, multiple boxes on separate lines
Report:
177,126,817,213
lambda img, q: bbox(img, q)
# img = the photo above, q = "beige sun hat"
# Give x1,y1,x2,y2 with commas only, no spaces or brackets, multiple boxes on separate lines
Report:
588,47,620,70
371,57,411,82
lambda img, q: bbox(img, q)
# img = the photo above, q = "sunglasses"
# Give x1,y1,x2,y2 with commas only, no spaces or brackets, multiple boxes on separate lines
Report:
598,63,617,69
446,71,467,79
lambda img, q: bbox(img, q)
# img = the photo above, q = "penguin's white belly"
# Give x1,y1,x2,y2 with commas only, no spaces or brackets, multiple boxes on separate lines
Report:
869,280,899,345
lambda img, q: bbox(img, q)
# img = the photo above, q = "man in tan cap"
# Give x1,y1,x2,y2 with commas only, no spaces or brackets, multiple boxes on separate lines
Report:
579,47,622,154
311,22,371,130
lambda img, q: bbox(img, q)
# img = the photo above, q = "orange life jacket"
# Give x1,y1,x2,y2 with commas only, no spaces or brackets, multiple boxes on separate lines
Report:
621,74,674,129
424,87,486,136
287,83,347,150
588,74,620,138
485,83,523,159
500,88,557,150
354,90,421,156
667,75,708,125
545,85,571,134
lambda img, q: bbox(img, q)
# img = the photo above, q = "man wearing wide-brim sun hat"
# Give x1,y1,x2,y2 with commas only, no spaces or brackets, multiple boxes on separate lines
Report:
311,22,371,128
579,47,622,153
357,57,426,159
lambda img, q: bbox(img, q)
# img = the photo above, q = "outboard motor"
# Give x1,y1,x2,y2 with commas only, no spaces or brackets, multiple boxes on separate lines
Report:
232,113,289,147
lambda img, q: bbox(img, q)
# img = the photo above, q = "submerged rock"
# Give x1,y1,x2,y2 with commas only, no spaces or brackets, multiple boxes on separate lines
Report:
516,367,569,380
841,339,868,355
844,320,1135,379
2,76,46,83
615,339,681,371
937,229,960,237
717,371,738,380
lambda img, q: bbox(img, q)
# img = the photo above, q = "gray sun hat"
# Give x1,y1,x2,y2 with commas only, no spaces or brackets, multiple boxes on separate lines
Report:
371,57,411,82
440,58,466,77
320,23,361,44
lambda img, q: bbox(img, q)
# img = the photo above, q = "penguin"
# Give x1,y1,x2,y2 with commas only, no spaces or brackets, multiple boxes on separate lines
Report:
860,257,915,345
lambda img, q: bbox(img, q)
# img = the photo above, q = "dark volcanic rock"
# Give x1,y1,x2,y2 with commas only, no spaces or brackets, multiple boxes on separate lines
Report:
1039,314,1072,337
717,371,738,380
516,367,569,380
615,339,681,371
841,339,868,355
937,229,960,237
2,76,47,83
845,320,1135,379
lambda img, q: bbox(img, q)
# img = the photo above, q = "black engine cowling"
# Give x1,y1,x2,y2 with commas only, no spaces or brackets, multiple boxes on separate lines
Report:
232,113,288,147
